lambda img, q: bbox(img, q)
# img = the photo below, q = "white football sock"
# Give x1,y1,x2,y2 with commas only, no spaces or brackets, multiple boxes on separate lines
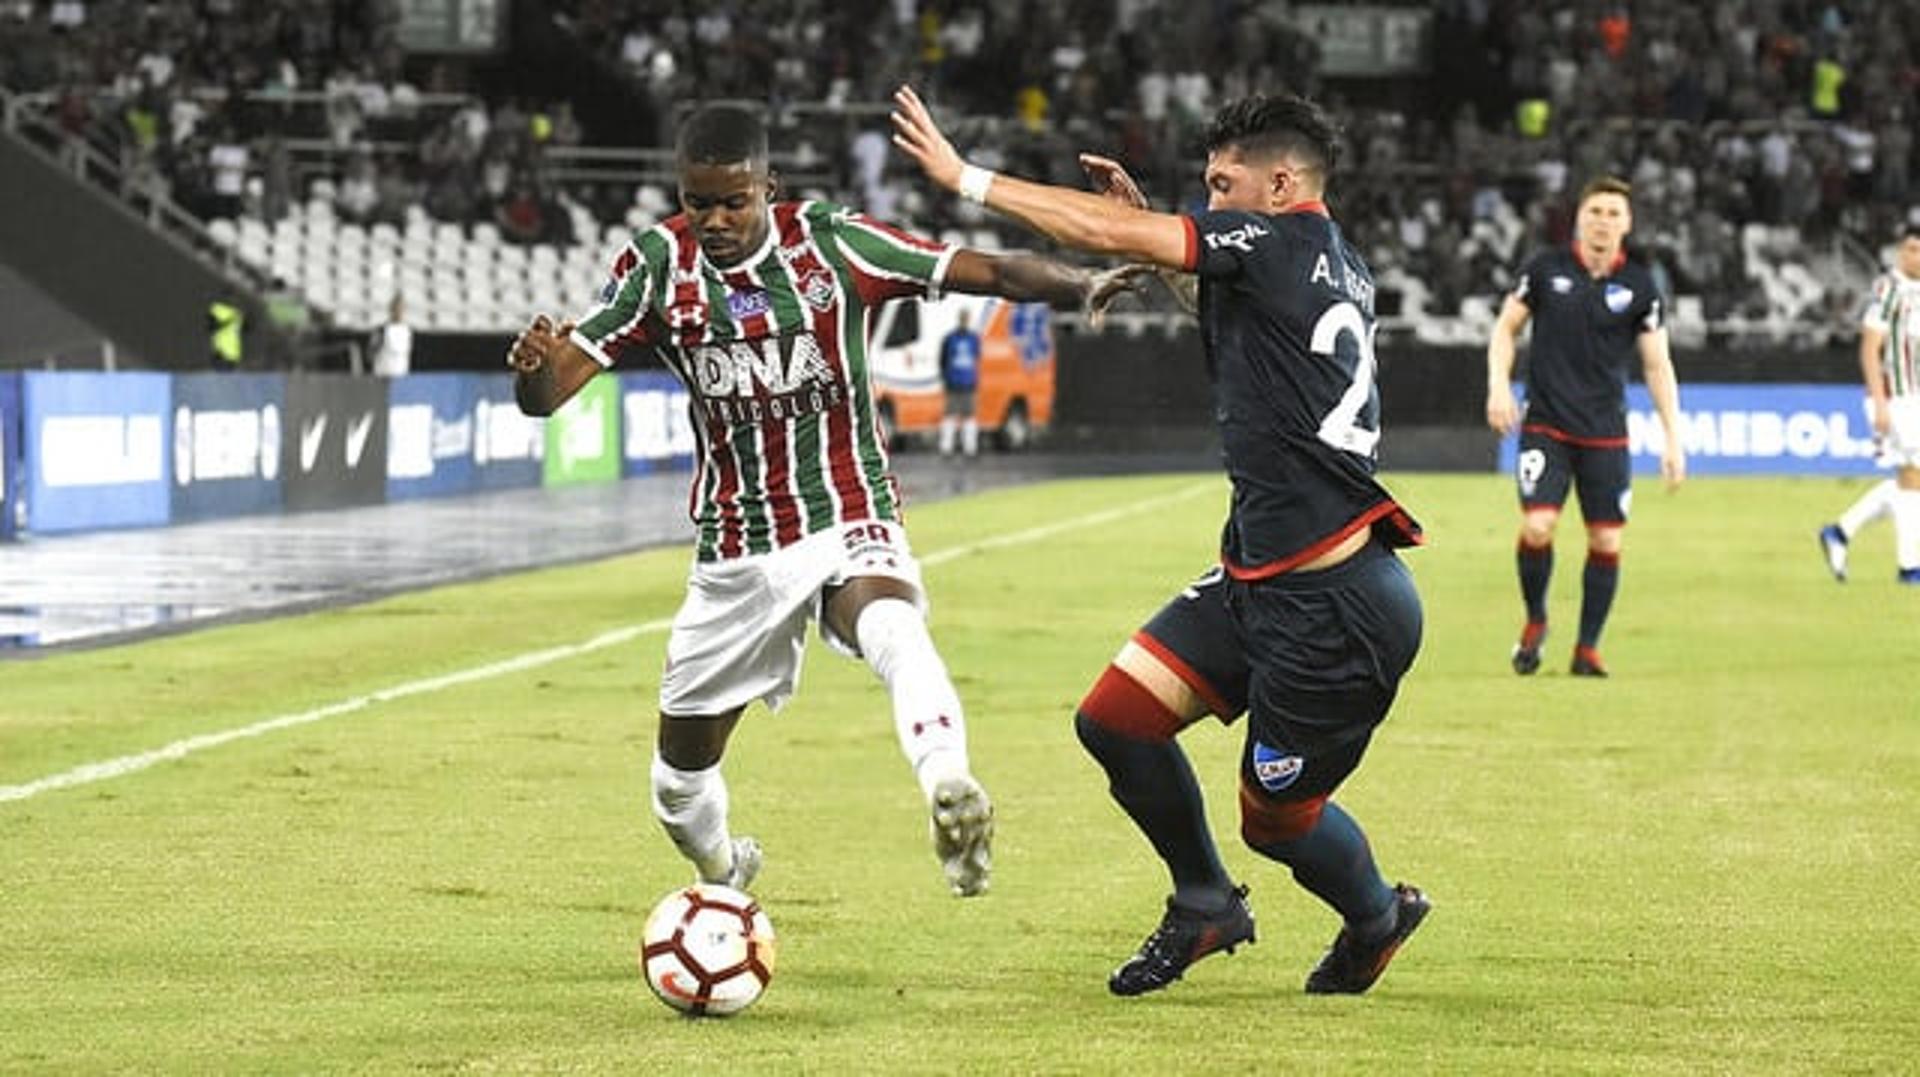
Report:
856,597,971,798
1839,479,1896,538
1894,487,1920,570
650,753,735,883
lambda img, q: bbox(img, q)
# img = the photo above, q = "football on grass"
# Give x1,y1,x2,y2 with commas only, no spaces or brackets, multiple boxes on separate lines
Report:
640,884,776,1016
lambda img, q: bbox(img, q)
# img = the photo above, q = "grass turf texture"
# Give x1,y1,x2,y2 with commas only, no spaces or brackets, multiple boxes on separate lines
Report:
2,473,1915,1074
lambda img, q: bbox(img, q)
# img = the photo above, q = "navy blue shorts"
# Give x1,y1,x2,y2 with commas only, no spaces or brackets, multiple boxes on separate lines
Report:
1135,542,1423,802
1515,428,1632,525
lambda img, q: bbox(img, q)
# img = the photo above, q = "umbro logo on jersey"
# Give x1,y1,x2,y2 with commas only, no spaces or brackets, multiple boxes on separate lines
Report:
1203,222,1271,253
1551,275,1573,293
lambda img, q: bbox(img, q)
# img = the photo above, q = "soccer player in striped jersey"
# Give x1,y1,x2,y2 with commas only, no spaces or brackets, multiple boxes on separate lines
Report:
1818,224,1920,584
508,103,1129,899
894,87,1430,996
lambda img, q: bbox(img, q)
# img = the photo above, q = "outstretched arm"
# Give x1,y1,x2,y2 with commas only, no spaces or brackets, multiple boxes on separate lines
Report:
1079,153,1199,316
891,86,1191,269
943,249,1092,306
943,249,1158,328
508,315,600,416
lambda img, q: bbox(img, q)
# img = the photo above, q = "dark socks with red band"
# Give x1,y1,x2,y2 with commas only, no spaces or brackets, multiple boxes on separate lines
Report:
1517,539,1553,624
1075,668,1232,911
1580,549,1620,649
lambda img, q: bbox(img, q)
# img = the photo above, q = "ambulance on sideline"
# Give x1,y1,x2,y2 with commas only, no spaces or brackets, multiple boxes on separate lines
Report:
868,293,1056,451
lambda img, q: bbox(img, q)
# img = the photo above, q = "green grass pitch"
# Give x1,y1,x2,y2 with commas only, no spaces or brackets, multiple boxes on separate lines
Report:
2,473,1915,1074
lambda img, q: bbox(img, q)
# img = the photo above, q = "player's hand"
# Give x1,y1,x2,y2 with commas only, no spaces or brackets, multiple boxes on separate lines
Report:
508,315,571,374
1871,396,1892,436
1085,263,1159,330
1486,383,1519,435
1078,154,1148,209
1661,447,1686,491
890,85,964,192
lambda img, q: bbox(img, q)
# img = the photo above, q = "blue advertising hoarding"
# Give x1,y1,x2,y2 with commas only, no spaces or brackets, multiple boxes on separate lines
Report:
387,374,479,501
1498,383,1884,478
471,374,545,490
0,372,19,541
171,373,286,521
23,371,172,534
620,371,695,476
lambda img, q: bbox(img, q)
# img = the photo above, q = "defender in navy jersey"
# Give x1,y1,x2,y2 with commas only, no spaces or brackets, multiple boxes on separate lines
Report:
1486,176,1685,678
507,104,1132,904
895,87,1430,996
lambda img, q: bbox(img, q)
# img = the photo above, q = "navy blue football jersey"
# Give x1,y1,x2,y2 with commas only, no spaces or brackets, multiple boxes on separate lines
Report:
1180,205,1422,578
1511,245,1664,442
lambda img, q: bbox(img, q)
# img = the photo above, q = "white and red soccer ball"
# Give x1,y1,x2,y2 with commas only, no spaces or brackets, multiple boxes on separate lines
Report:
640,884,776,1016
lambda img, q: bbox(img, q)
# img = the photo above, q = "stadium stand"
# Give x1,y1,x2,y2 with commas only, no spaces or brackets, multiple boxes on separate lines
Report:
2,0,1916,352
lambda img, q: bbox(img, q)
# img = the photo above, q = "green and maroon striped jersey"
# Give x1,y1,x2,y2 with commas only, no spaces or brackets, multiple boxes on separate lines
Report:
1863,270,1920,397
569,200,955,561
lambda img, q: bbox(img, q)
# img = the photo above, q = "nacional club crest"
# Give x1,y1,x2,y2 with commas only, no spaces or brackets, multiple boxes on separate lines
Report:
1251,741,1304,792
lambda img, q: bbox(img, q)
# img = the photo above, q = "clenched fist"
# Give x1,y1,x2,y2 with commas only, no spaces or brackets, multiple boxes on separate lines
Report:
508,315,574,373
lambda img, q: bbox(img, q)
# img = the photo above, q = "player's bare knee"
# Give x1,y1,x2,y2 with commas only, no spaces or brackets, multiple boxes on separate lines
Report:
1076,664,1186,743
824,576,921,646
657,709,742,770
1586,524,1624,556
1519,515,1558,549
1239,783,1327,849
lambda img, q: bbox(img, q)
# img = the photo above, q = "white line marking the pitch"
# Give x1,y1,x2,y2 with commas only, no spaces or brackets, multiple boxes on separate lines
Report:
0,480,1216,804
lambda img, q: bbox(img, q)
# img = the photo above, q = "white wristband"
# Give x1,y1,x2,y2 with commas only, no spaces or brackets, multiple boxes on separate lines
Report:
958,163,995,205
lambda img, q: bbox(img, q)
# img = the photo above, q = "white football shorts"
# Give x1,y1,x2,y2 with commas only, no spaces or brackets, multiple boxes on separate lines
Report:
657,518,927,717
1882,394,1920,468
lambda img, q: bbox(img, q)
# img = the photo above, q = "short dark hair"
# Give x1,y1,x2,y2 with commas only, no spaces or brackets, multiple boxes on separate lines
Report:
1579,175,1633,206
1900,222,1920,243
1203,93,1340,177
676,103,768,168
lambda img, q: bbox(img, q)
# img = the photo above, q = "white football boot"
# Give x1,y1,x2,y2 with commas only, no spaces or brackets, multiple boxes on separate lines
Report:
705,835,762,892
929,775,994,897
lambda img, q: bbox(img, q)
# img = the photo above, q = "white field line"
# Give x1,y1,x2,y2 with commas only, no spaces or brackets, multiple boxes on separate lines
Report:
0,480,1215,804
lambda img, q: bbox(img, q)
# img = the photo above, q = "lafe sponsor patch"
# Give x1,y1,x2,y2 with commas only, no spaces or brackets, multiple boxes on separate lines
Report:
727,288,771,320
1252,741,1304,792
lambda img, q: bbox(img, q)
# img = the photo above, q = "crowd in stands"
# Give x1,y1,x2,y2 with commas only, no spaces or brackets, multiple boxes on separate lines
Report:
7,0,1920,345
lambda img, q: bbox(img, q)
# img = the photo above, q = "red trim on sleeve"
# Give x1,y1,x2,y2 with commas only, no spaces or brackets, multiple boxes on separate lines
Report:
1130,629,1238,722
1181,216,1200,273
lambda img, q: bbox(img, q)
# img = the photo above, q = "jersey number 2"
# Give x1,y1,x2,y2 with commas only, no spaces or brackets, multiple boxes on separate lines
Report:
1309,301,1380,456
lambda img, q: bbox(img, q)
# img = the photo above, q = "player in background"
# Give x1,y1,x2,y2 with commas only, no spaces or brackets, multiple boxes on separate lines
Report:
937,309,982,457
893,86,1430,997
508,103,1134,899
1817,224,1920,584
1485,176,1686,677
